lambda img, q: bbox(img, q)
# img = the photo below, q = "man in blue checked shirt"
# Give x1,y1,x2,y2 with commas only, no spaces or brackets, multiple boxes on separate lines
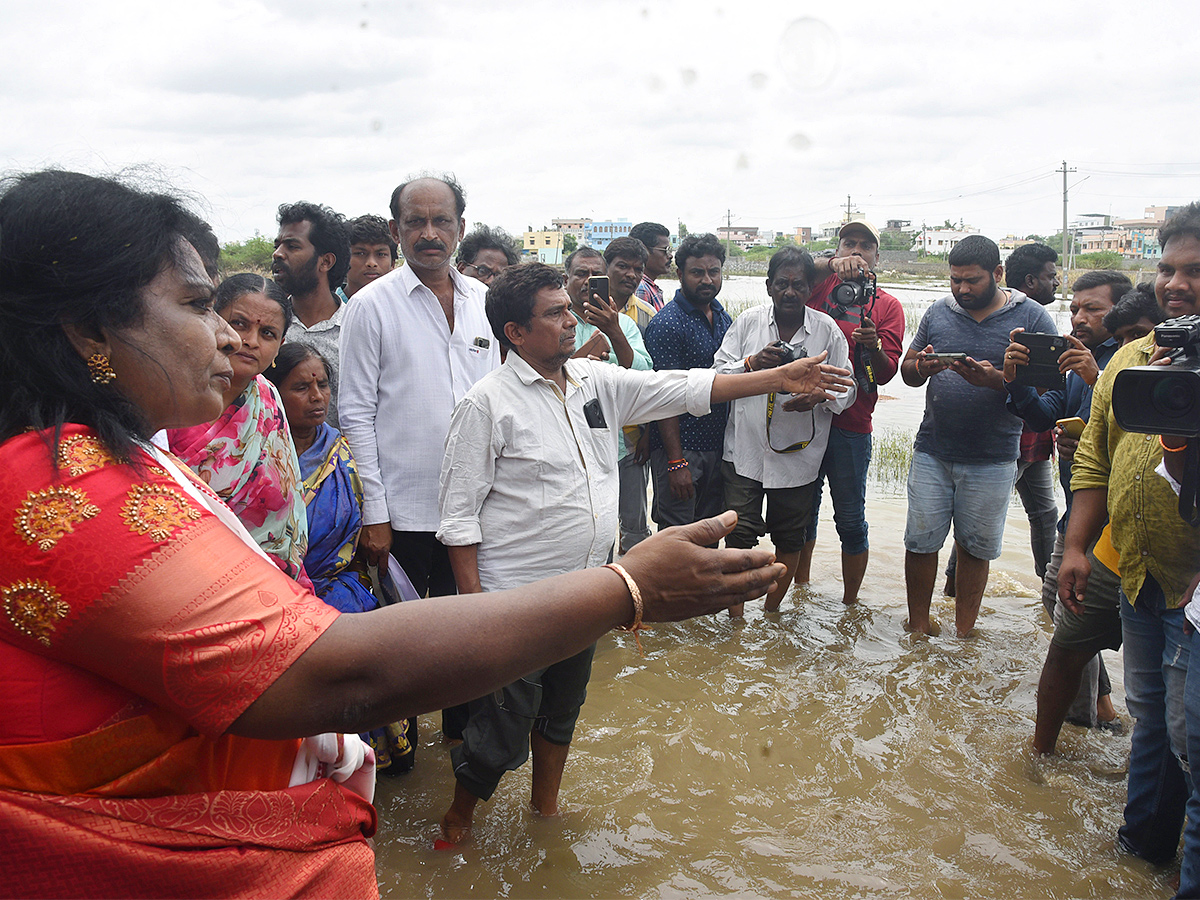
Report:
645,233,733,538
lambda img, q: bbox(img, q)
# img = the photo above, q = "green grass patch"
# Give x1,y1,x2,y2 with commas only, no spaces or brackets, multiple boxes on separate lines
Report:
870,428,915,489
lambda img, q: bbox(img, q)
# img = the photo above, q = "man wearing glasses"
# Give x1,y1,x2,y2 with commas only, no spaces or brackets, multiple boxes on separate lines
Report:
456,224,520,286
630,221,673,312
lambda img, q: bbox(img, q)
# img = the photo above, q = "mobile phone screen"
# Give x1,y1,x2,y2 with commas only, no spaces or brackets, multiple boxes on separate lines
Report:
587,276,609,303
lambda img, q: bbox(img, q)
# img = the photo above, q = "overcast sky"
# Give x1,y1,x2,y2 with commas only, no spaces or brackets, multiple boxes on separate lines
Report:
4,0,1199,244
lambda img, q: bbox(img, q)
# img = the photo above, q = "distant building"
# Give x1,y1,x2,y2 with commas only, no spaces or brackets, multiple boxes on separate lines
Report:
583,219,632,251
915,226,979,255
997,235,1036,253
523,229,564,265
1127,228,1163,259
794,226,812,244
552,218,591,242
816,220,843,240
1076,227,1129,255
716,226,775,250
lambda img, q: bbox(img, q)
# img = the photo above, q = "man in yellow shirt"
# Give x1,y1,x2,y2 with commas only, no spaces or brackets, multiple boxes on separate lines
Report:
1060,203,1200,875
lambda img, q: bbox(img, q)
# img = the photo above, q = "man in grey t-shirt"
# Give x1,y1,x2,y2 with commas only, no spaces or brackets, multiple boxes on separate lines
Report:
899,235,1057,638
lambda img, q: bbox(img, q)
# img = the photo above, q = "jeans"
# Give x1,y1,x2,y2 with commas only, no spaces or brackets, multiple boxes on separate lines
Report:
617,453,651,552
1014,459,1058,581
1119,576,1191,867
801,426,871,555
1180,630,1200,896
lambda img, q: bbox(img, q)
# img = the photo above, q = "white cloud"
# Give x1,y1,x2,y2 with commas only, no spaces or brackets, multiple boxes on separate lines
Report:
4,0,1199,242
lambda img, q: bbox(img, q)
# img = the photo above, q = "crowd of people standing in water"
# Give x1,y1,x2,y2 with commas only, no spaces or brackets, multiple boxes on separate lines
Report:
0,165,1198,899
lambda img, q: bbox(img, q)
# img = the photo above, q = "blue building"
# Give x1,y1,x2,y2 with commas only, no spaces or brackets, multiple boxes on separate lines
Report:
583,219,632,251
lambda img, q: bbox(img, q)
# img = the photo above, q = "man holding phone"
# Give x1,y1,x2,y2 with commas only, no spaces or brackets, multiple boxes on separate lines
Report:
899,235,1057,638
1002,270,1131,753
563,245,656,553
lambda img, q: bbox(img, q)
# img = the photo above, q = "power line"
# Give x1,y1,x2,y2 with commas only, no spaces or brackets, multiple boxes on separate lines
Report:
1080,169,1200,178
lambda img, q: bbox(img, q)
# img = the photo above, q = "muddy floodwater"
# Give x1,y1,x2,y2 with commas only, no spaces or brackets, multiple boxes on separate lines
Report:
372,281,1169,898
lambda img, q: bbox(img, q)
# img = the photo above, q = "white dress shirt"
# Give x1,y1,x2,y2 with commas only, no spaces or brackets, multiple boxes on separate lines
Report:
437,353,715,591
714,303,855,488
338,264,499,531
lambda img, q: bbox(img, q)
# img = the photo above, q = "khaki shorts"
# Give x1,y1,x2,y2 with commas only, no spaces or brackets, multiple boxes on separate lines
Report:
1051,548,1123,654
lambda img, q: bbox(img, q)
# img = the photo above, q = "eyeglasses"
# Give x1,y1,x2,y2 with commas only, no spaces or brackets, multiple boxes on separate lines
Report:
465,264,502,280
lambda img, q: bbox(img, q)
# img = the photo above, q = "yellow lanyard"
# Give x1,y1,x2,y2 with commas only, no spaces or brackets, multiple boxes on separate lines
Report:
765,393,815,454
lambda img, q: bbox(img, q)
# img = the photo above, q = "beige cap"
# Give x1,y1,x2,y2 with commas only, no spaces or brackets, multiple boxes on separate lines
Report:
838,218,880,245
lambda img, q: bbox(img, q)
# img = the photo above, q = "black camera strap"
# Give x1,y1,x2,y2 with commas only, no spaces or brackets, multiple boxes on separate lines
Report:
766,395,815,453
1180,438,1200,527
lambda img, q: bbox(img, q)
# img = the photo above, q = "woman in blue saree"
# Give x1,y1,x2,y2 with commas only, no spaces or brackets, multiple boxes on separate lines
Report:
266,343,417,774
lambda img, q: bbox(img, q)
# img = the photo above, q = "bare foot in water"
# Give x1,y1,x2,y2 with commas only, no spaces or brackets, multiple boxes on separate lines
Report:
438,782,479,846
904,617,941,637
439,811,472,846
530,799,560,817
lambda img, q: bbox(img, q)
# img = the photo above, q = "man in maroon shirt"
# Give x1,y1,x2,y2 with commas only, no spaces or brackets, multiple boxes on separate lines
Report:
794,219,906,604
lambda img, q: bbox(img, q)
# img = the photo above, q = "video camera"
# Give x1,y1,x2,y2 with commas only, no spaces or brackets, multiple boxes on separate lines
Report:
1112,315,1200,525
1112,315,1200,438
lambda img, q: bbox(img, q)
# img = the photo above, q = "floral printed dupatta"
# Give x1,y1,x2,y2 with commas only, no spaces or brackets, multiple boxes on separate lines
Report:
168,375,310,584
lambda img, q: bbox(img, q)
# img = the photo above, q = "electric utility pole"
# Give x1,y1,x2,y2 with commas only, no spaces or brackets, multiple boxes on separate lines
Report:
725,209,733,257
1059,159,1076,301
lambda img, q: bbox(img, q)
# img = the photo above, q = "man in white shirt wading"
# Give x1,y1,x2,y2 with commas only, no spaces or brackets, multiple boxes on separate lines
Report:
434,263,853,845
714,247,855,616
339,174,499,597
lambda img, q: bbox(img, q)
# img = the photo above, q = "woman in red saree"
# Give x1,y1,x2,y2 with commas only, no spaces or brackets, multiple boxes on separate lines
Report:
0,170,799,899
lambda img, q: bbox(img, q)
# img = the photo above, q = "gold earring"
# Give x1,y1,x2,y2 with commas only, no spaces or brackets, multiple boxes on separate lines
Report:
87,353,117,385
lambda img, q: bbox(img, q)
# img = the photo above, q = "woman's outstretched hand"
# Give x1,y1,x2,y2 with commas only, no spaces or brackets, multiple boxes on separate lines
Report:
619,511,785,620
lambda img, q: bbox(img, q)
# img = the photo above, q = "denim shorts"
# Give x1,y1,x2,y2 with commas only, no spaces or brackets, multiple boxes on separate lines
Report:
903,451,1017,560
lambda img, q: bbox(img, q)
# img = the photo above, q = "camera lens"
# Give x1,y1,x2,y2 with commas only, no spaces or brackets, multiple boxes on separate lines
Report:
832,281,862,308
1151,374,1197,419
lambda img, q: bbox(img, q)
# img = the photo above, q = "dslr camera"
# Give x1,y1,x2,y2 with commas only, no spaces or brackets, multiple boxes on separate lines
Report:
1112,315,1200,437
831,269,878,309
771,340,806,364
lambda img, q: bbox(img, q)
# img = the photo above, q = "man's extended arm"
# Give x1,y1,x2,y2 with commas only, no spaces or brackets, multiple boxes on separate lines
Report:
1058,487,1108,613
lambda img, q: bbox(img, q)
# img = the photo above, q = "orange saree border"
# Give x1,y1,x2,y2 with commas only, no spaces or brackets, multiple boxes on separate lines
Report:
0,707,300,797
0,778,378,899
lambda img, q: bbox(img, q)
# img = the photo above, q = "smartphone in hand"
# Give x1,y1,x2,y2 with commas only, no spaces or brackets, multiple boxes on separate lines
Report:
1014,332,1069,390
1056,416,1086,439
587,276,609,306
